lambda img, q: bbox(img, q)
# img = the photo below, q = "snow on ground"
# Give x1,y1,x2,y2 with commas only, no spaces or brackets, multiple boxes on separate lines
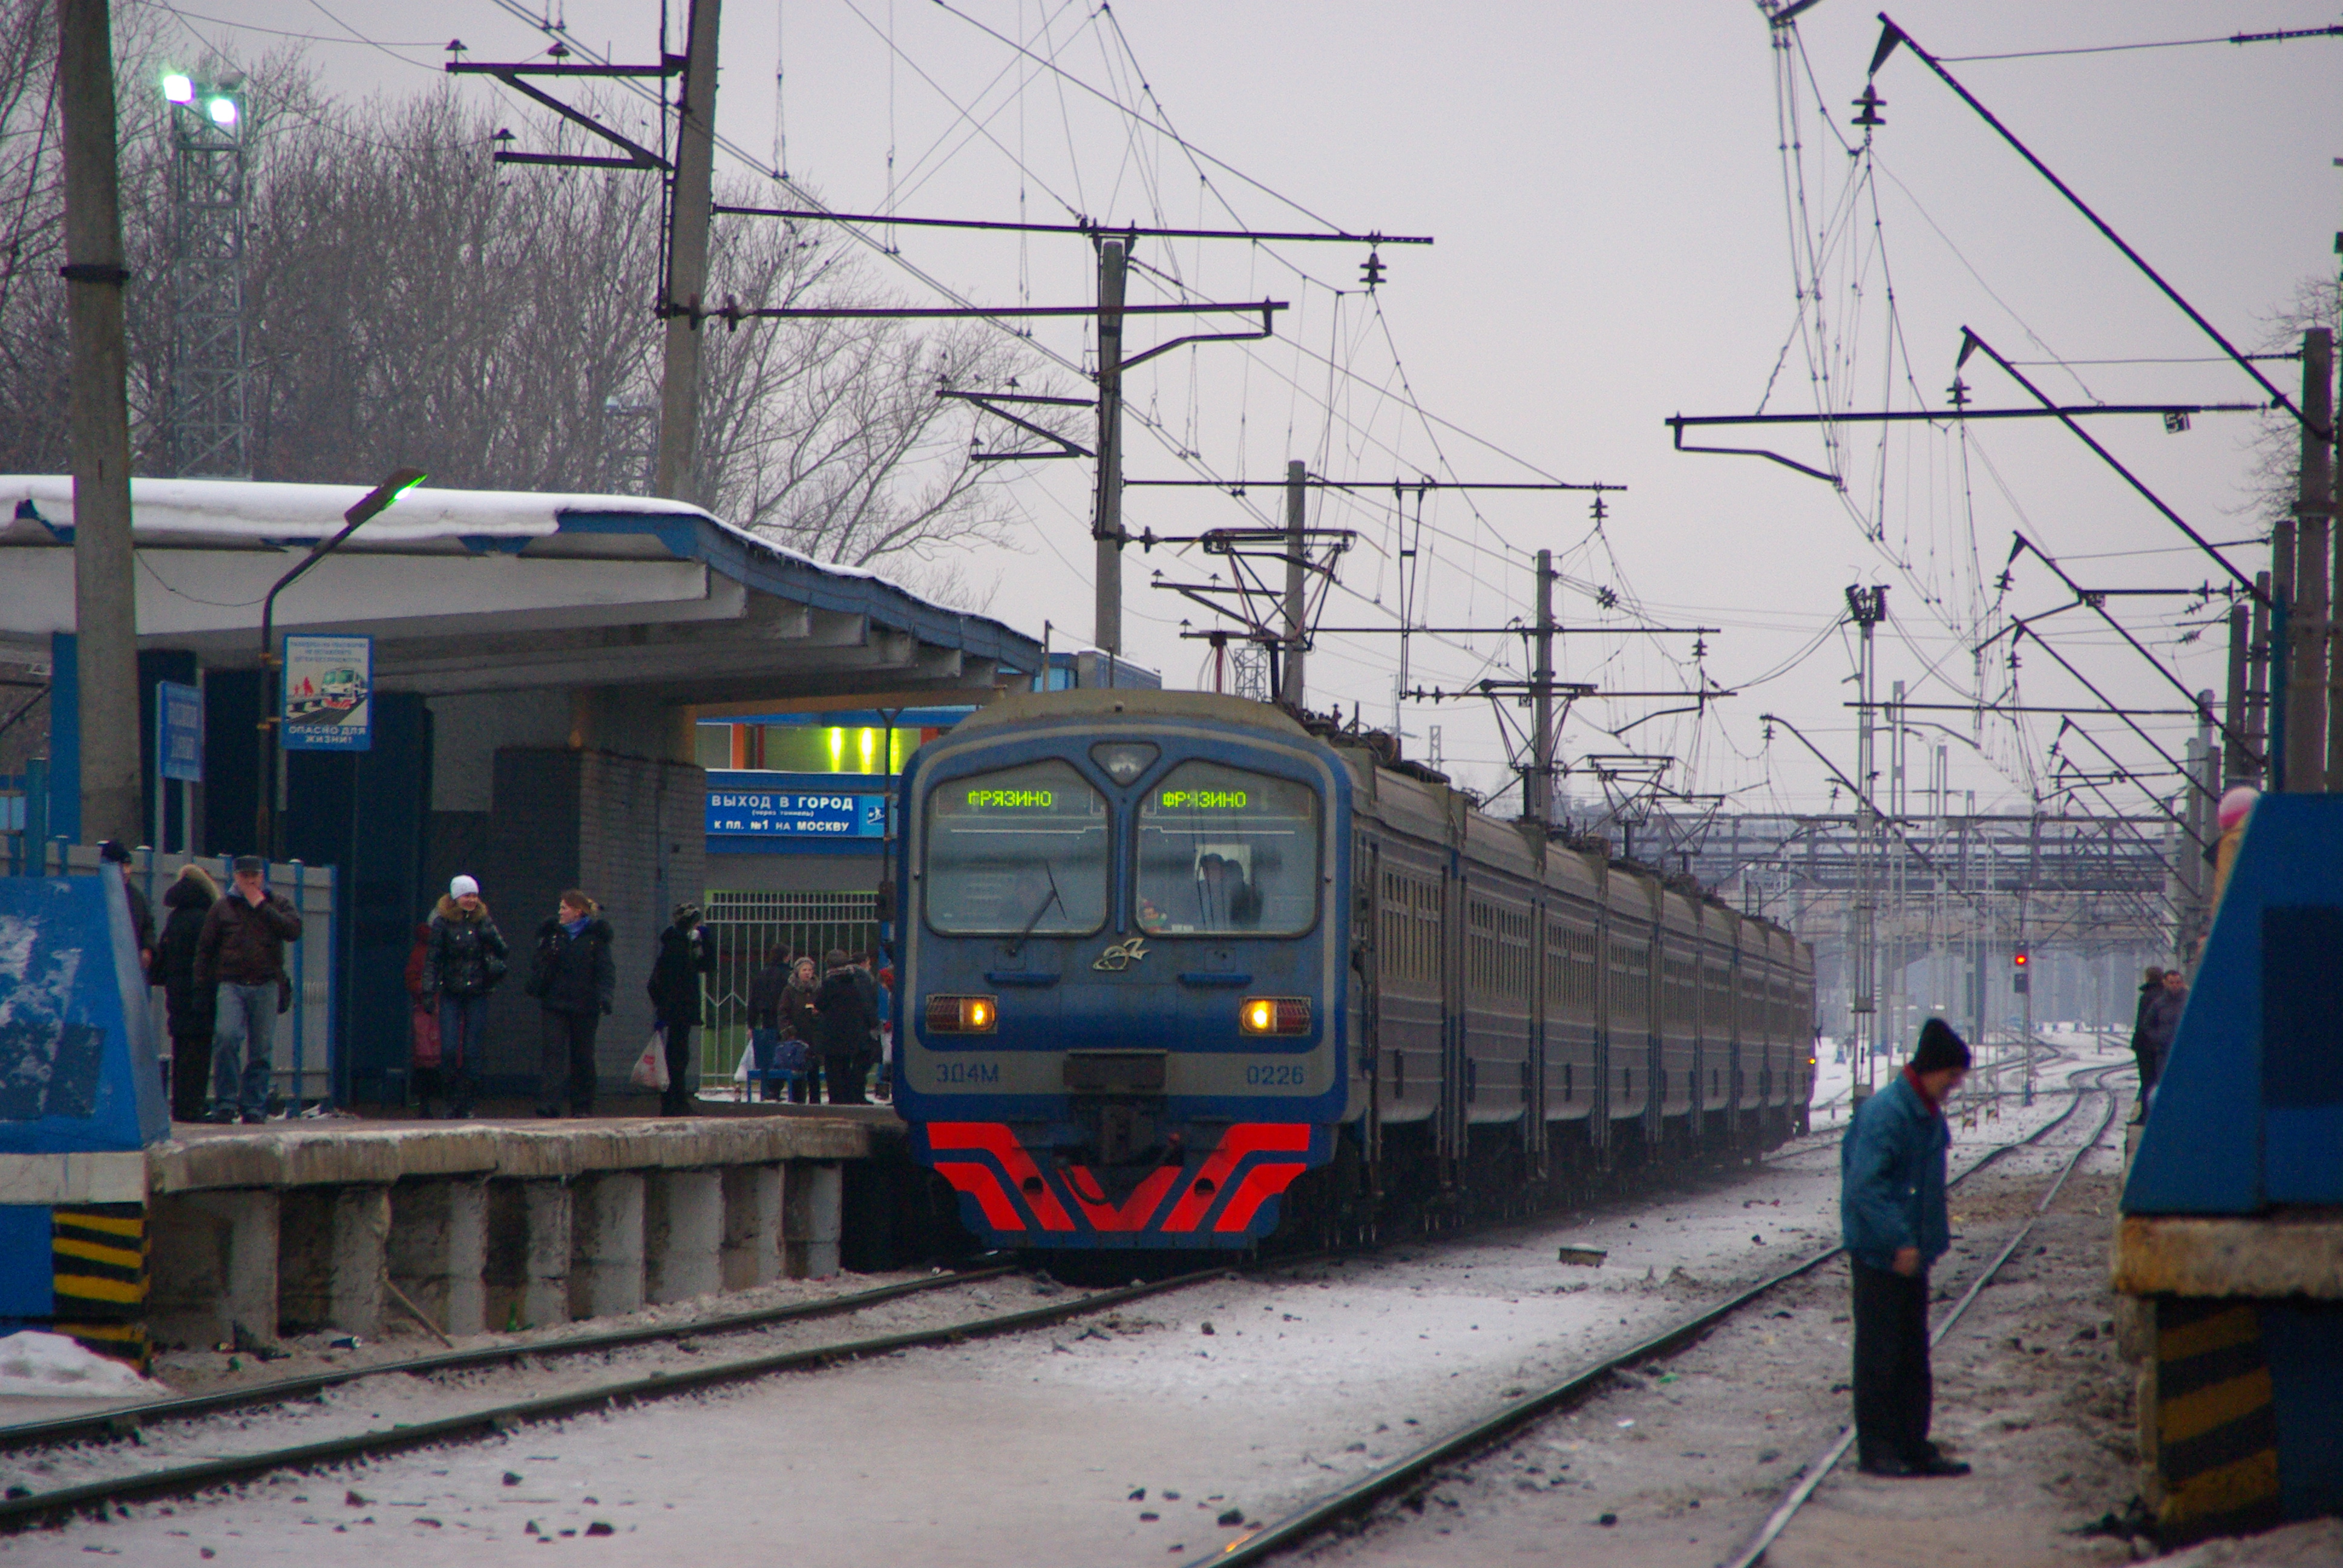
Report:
0,1039,2131,1567
0,1334,159,1399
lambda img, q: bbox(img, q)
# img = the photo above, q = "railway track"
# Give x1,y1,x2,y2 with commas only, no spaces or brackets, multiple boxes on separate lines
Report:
1719,1059,2125,1568
0,1050,2124,1546
0,1262,1238,1532
1190,1053,2127,1567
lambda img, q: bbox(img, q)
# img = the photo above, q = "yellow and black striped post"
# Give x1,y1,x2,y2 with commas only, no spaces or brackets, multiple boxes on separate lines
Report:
2151,1296,2280,1536
48,1203,149,1374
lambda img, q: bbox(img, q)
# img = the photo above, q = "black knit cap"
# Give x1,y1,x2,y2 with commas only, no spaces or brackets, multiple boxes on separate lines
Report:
1912,1017,1971,1074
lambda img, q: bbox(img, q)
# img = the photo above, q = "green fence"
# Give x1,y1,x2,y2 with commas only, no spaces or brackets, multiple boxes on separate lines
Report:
697,890,879,1095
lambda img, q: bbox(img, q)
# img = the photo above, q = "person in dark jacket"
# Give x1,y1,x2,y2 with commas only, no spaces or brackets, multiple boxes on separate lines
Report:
2127,966,2164,1119
814,949,876,1105
419,875,509,1119
1840,1018,1972,1478
2136,969,2187,1112
151,863,219,1122
850,952,883,1100
194,855,304,1123
528,890,614,1117
745,946,791,1103
99,841,155,972
646,903,715,1115
404,923,442,1113
782,955,822,1104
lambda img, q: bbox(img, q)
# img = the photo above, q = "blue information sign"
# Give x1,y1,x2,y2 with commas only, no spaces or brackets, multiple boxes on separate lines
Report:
156,681,203,783
282,633,373,752
707,789,888,838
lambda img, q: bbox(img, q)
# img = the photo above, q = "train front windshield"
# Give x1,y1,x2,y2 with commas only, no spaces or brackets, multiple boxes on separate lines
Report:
1136,762,1319,936
925,760,1110,935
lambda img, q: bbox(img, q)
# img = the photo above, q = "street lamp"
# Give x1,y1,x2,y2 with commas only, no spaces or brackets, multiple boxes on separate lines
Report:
254,469,427,857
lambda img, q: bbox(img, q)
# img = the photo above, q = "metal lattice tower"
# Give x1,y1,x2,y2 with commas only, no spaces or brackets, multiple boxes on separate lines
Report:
164,76,249,478
600,397,657,495
1229,642,1270,703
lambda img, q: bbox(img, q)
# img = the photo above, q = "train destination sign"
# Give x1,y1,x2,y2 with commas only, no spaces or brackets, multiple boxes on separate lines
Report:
1158,788,1248,809
966,788,1055,809
707,791,887,838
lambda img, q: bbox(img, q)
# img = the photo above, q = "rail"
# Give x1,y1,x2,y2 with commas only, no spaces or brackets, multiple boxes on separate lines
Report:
1190,1054,2124,1566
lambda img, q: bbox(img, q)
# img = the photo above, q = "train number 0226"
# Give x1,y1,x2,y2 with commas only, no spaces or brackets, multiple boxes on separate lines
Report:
1245,1063,1306,1086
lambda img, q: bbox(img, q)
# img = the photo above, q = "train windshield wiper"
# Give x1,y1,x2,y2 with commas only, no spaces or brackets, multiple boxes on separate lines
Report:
1007,860,1065,958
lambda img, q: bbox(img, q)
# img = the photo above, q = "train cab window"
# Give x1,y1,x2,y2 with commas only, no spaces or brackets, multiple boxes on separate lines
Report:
923,761,1109,936
1134,762,1319,936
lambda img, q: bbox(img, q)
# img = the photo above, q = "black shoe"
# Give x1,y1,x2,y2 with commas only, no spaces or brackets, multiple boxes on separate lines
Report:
1908,1452,1971,1477
204,1105,236,1125
532,1105,560,1119
240,1111,266,1125
1857,1454,1916,1478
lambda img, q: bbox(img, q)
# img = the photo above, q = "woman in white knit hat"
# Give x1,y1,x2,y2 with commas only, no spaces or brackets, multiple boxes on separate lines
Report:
418,874,509,1118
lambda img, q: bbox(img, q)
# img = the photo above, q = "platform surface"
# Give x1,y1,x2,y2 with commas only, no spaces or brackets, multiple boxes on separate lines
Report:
146,1107,899,1193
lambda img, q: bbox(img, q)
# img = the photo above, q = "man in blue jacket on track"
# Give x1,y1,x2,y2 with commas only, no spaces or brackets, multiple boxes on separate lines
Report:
1840,1016,1973,1478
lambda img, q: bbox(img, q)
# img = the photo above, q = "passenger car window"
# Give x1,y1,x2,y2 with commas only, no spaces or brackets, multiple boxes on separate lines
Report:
924,761,1108,935
1135,763,1319,936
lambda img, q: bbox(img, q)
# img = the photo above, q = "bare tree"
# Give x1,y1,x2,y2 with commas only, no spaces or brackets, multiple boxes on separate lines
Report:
2236,274,2339,532
0,36,1061,595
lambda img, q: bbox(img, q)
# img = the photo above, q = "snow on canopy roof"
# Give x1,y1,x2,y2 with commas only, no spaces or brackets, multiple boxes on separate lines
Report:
0,474,1035,665
7,474,715,544
0,474,923,578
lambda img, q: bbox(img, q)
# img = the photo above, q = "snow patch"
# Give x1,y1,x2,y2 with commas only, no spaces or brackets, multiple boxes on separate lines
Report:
0,1331,162,1397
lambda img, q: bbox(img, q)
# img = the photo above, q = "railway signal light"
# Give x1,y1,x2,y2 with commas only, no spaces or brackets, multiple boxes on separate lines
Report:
2013,949,2030,994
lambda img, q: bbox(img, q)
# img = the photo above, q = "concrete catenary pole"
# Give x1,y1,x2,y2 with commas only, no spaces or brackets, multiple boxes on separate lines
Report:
58,0,142,848
2223,599,2250,788
2332,331,2343,790
1092,239,1127,657
1280,459,1308,710
2247,569,2272,783
1529,547,1556,826
2286,328,2332,790
652,0,722,504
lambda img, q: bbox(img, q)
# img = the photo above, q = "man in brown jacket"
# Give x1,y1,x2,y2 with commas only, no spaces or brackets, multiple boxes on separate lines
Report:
194,855,303,1123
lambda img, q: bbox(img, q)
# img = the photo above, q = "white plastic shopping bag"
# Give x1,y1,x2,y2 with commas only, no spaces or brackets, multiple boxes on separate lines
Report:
631,1027,670,1090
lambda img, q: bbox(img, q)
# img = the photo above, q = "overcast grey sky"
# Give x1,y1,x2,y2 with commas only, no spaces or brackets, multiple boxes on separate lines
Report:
163,1,2343,818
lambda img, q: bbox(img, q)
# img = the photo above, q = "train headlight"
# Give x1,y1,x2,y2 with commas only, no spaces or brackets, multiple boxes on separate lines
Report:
925,994,998,1033
1239,996,1311,1036
1090,741,1159,783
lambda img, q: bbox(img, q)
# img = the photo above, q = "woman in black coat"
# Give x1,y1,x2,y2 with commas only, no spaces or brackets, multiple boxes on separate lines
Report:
419,875,510,1119
645,903,715,1115
782,956,822,1104
528,890,615,1117
152,864,220,1122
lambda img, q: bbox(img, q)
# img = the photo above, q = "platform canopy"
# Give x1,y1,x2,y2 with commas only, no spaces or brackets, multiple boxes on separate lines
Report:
0,477,1041,708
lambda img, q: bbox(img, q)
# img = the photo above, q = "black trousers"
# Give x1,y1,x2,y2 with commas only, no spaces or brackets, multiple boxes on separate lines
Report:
821,1048,867,1105
540,1010,601,1113
1851,1256,1934,1465
168,1031,214,1123
661,1023,695,1115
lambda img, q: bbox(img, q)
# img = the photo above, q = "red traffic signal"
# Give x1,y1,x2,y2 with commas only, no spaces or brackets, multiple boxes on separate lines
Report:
2012,950,2029,968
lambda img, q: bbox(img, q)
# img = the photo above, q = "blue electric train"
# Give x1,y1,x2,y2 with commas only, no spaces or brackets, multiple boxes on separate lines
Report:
895,689,1814,1250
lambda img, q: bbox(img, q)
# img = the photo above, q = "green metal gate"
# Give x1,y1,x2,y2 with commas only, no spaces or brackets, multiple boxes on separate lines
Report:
698,891,879,1091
